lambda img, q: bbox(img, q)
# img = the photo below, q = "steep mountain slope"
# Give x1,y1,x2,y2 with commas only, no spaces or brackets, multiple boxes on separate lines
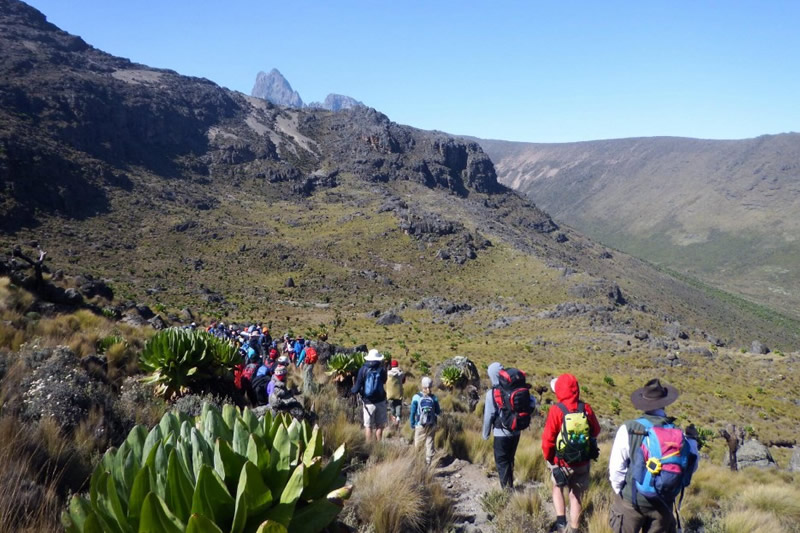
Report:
478,135,800,318
1,0,799,363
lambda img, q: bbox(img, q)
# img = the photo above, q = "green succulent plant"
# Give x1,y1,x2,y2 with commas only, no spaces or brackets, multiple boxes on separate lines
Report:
63,403,350,533
138,329,240,400
440,366,464,389
325,352,365,382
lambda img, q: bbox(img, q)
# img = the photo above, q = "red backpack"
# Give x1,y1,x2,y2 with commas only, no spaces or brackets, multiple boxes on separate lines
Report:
492,368,533,431
235,363,259,390
304,347,318,364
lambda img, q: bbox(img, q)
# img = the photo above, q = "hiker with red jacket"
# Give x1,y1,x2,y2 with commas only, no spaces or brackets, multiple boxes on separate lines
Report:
542,374,601,533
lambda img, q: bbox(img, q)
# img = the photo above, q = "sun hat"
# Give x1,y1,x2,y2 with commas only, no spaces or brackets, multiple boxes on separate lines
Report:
276,355,289,366
421,376,432,389
365,349,384,362
274,366,287,377
391,359,399,368
630,378,679,411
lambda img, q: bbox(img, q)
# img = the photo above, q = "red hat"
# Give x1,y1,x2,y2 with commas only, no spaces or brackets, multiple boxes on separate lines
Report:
391,359,399,367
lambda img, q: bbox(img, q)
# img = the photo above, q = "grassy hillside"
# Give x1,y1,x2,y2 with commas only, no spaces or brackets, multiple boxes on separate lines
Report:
478,134,800,319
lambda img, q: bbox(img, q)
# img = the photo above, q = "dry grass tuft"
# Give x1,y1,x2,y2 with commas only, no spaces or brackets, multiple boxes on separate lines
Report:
721,509,787,533
351,448,452,532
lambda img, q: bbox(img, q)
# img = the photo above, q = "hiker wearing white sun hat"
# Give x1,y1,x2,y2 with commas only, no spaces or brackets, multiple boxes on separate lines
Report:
351,348,388,441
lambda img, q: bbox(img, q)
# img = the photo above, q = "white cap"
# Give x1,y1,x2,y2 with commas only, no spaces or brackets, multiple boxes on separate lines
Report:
550,377,558,393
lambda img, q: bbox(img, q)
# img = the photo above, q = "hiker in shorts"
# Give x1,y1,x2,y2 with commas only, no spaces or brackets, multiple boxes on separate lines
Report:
608,379,700,533
542,374,601,533
410,376,441,465
386,359,406,431
350,349,388,442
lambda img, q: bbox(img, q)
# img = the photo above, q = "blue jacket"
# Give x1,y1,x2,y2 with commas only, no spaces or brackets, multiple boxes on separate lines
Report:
410,392,441,428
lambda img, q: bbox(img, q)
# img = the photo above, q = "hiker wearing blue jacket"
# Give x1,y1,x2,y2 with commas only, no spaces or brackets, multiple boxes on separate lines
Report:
410,376,441,465
351,349,388,442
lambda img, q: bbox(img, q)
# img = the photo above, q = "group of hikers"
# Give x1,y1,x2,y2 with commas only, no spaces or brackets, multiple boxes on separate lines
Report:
190,321,320,414
190,320,697,533
348,350,699,533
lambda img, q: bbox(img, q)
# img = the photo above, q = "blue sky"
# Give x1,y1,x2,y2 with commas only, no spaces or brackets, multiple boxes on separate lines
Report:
25,0,800,143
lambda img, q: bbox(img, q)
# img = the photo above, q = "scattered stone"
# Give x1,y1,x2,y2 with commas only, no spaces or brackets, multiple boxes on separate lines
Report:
723,439,777,469
685,346,713,357
751,341,769,354
284,277,295,288
148,315,167,330
135,304,154,319
634,330,649,341
664,322,688,340
486,316,524,329
789,447,800,472
376,311,403,326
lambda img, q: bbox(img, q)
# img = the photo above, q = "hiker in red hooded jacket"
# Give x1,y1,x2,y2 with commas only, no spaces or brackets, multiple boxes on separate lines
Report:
542,373,601,533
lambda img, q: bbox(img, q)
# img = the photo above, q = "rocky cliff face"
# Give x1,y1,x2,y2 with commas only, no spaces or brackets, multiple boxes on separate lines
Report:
250,68,304,108
0,0,513,232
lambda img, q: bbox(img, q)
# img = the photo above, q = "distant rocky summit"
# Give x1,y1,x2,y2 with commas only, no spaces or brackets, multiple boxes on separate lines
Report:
307,93,364,111
251,69,303,107
250,69,364,111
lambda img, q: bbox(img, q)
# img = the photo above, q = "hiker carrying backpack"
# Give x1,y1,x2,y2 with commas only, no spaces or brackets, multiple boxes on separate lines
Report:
608,379,700,533
350,349,388,441
542,374,601,533
491,367,534,431
411,377,441,465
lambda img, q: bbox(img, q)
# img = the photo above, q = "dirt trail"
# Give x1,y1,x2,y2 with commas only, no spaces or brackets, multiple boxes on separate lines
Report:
435,456,551,533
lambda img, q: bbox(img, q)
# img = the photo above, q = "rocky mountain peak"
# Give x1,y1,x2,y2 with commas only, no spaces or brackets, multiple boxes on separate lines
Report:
308,93,365,111
251,68,303,108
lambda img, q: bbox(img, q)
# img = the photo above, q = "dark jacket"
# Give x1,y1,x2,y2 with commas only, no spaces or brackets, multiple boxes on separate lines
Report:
351,361,387,403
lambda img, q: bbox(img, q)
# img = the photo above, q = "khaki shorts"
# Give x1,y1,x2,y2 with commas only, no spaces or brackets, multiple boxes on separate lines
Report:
363,400,388,429
551,463,590,492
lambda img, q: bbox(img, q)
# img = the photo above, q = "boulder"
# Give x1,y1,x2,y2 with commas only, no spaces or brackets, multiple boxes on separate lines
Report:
376,312,403,326
148,315,168,330
434,356,481,390
750,341,769,354
723,439,777,469
284,277,295,288
664,322,688,340
16,347,120,438
789,447,800,472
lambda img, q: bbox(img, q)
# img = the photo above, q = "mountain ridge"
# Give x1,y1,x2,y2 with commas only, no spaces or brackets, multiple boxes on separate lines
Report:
478,133,800,318
1,0,799,351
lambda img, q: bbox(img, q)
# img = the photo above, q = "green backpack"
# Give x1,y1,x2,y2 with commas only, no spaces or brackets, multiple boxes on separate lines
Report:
555,401,595,463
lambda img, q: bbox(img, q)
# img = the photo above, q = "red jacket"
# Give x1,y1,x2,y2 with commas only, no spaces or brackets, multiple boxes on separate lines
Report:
541,374,601,466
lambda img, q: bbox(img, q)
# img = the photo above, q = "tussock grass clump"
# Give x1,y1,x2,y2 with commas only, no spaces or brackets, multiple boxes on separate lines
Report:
491,488,550,533
736,484,800,530
351,448,452,533
720,510,787,533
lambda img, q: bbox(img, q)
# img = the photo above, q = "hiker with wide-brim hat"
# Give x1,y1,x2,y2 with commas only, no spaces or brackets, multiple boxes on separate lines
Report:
351,349,388,442
607,379,700,533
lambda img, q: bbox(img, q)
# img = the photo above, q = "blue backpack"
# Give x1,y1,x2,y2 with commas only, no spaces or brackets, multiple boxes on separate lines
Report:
363,366,384,401
630,418,696,504
417,395,438,427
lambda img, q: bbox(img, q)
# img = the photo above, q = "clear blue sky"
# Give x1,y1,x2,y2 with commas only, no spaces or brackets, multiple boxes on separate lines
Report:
25,0,800,143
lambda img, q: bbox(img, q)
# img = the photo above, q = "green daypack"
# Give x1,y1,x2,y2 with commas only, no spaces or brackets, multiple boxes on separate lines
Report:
555,401,595,463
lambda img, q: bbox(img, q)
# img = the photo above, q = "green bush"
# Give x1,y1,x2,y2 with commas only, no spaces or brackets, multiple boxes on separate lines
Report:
325,352,365,382
63,403,351,533
440,366,464,389
138,329,240,400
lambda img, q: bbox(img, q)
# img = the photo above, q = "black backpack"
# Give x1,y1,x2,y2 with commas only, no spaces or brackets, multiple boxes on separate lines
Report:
492,368,533,431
